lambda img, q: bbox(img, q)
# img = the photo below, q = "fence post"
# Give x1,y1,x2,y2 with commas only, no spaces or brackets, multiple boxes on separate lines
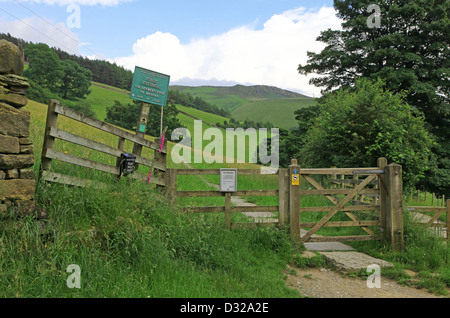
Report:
154,136,167,190
377,157,388,232
384,163,404,251
132,102,151,167
39,99,59,180
115,136,125,180
225,192,231,229
278,168,289,228
447,199,450,242
165,169,177,205
289,159,300,243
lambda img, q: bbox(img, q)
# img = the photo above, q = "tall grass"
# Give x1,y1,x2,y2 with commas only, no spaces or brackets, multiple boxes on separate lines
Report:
348,210,450,295
0,100,303,298
0,177,301,298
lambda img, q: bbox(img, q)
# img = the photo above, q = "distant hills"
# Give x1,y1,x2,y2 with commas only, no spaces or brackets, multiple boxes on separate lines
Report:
170,84,315,129
170,84,309,110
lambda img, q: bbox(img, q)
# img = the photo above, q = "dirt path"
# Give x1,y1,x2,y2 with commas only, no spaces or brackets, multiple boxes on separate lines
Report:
284,265,447,298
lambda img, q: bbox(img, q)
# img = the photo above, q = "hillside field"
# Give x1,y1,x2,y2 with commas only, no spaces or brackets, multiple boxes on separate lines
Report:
170,84,316,129
232,98,316,129
84,82,317,131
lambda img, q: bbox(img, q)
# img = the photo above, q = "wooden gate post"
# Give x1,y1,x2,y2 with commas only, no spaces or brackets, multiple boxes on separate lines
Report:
132,102,151,169
289,159,301,243
154,136,167,190
278,168,289,228
385,163,404,251
39,99,59,180
377,157,388,232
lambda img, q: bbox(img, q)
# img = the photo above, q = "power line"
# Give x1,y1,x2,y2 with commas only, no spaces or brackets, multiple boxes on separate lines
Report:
13,0,98,56
14,0,80,44
0,6,80,56
2,1,99,57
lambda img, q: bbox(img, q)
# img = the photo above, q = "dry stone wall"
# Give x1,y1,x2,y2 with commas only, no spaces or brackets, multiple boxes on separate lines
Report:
0,39,36,217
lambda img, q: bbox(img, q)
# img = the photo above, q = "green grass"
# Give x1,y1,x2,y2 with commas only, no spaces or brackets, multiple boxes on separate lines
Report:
347,211,450,295
84,83,132,121
232,98,316,129
175,104,228,126
170,85,250,112
0,180,300,298
407,191,447,208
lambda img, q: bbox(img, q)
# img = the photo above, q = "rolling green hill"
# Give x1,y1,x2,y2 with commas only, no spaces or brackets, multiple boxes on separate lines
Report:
232,98,316,129
85,82,315,130
85,82,230,130
85,82,131,120
170,84,310,112
170,84,316,129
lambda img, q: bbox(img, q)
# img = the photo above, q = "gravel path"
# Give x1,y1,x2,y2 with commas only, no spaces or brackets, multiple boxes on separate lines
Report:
284,265,447,298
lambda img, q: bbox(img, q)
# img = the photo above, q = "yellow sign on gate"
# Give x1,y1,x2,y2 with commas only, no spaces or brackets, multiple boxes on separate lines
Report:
292,174,300,186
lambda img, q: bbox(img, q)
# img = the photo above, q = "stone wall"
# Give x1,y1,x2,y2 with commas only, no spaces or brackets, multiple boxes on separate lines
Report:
0,39,36,217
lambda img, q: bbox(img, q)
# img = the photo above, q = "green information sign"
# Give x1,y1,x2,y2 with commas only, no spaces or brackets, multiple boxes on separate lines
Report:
130,66,170,107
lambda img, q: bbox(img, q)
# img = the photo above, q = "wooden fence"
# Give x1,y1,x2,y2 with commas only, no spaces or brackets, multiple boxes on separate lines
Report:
330,167,449,242
410,190,446,207
39,99,167,188
407,201,449,241
167,157,405,251
166,168,284,229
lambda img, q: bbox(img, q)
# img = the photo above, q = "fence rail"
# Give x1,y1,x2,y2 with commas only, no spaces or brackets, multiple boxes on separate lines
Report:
167,168,281,229
39,99,167,188
407,201,449,240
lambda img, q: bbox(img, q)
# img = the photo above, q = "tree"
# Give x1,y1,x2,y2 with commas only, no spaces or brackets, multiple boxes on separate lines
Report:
64,101,96,118
59,59,92,99
24,42,93,102
298,79,434,191
23,43,63,91
105,100,184,138
298,0,449,195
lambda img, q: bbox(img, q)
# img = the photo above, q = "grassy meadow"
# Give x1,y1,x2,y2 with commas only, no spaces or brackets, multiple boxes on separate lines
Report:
232,98,316,129
170,85,250,112
85,83,132,121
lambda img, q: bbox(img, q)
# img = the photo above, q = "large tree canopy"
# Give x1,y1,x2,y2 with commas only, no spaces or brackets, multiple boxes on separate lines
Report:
24,42,92,101
23,43,63,90
299,79,434,191
298,0,449,195
59,59,92,100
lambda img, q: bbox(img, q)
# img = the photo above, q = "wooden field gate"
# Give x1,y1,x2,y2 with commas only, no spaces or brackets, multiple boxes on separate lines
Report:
167,158,405,251
39,99,167,188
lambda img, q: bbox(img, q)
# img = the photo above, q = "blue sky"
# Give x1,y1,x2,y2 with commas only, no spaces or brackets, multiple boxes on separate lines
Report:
0,0,341,96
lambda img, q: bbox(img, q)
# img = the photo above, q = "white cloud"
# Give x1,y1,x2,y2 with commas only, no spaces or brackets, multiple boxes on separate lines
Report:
0,0,134,6
113,6,342,97
0,16,81,54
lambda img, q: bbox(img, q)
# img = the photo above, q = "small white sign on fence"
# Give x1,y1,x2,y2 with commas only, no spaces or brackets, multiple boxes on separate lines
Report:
220,169,237,192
